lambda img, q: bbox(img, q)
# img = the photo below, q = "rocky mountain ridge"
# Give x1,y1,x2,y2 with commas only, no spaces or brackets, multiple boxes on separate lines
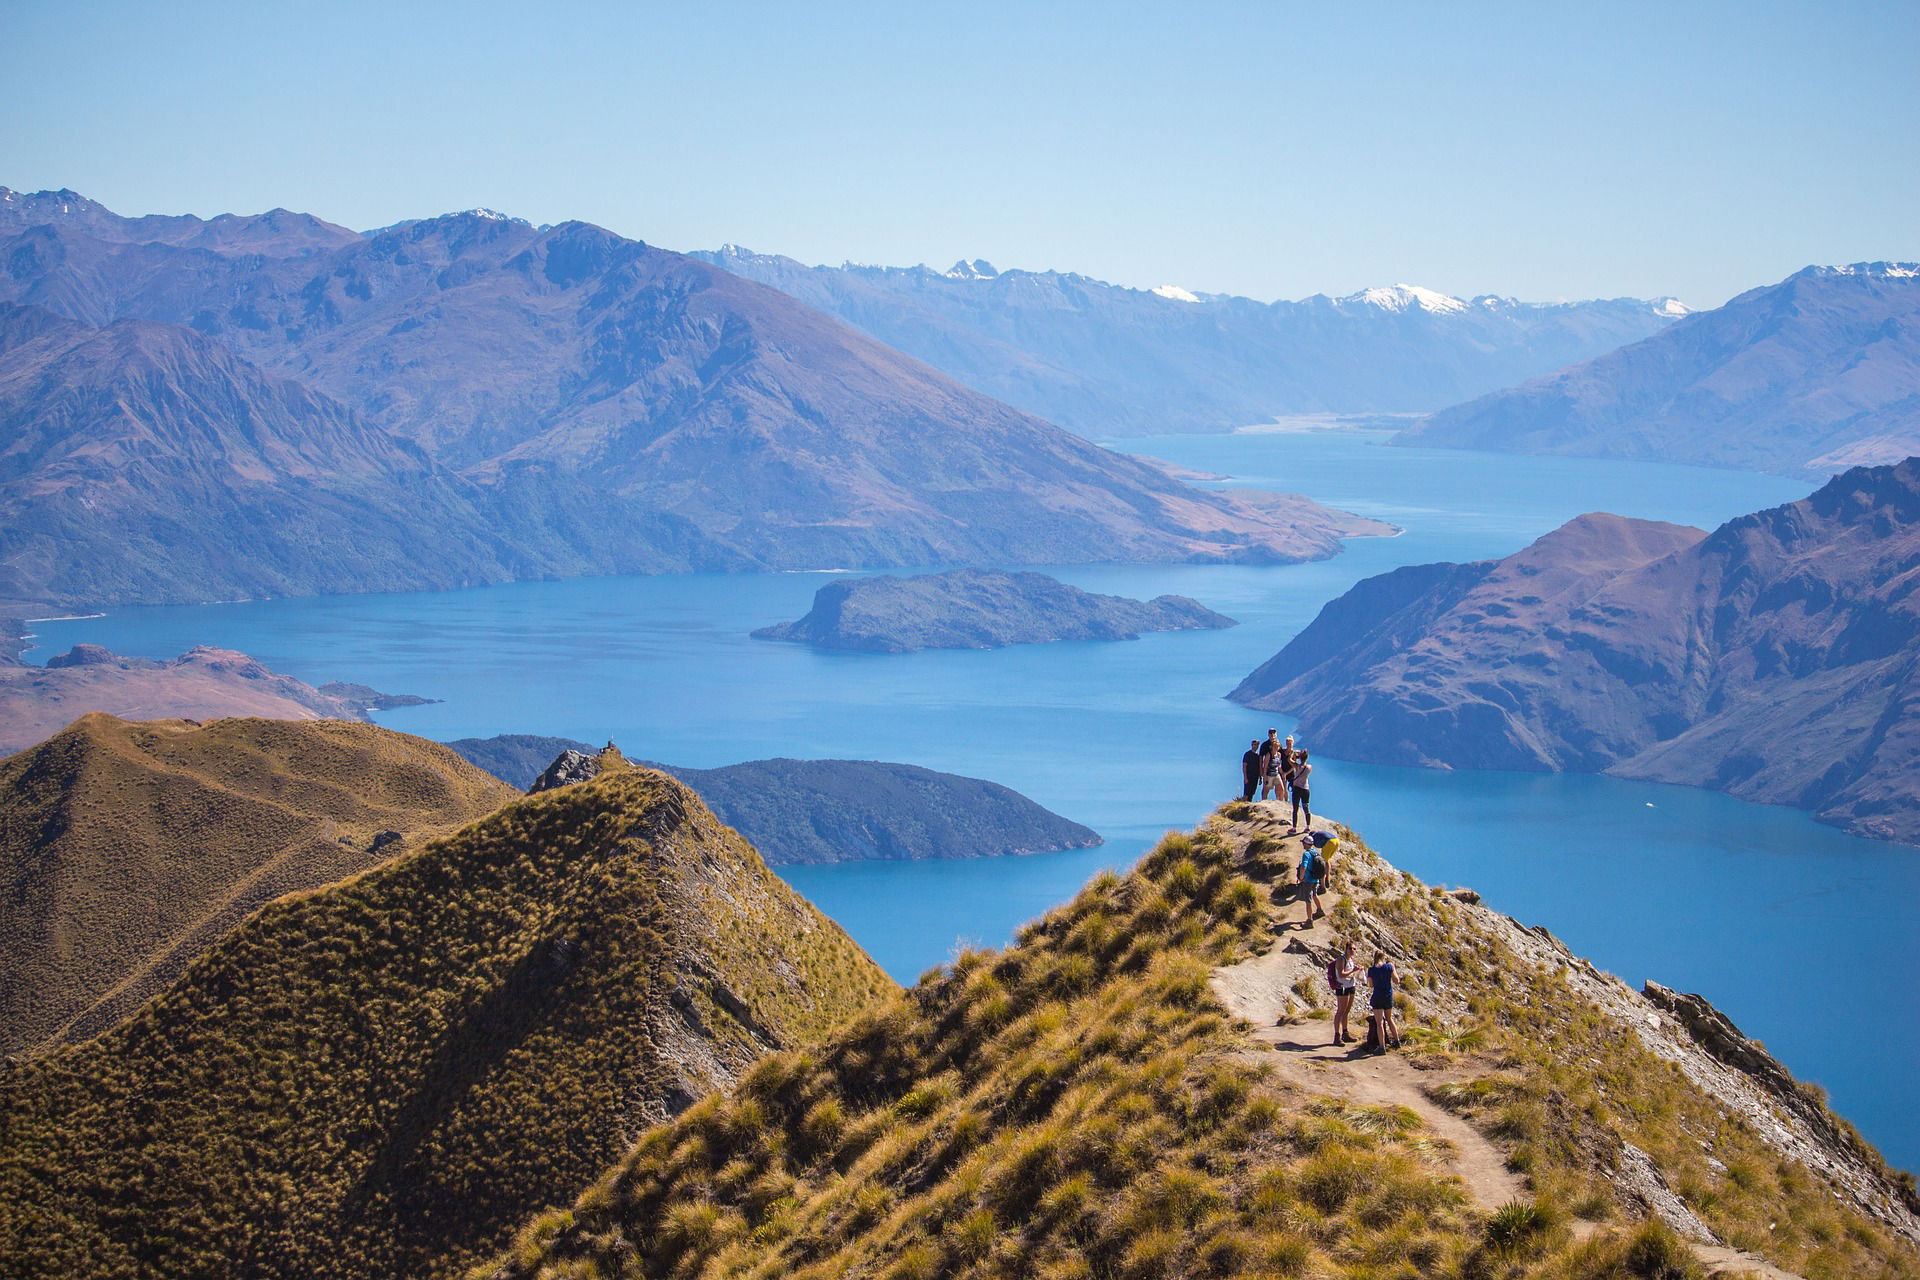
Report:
1400,262,1920,475
0,188,1381,609
1232,459,1920,844
693,244,1685,435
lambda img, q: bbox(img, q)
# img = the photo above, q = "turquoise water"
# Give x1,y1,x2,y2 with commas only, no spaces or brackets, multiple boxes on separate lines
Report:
27,431,1918,1168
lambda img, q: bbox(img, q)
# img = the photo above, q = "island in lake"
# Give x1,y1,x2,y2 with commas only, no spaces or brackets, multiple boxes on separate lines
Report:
752,568,1237,653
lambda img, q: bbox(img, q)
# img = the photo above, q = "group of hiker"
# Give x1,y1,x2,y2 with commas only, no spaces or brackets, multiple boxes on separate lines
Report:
1236,733,1401,1052
1239,728,1313,830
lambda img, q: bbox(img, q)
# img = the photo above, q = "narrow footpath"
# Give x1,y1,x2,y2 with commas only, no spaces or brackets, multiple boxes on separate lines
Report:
1208,801,1804,1280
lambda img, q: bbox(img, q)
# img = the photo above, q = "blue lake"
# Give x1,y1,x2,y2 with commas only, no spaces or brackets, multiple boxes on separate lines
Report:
27,430,1918,1168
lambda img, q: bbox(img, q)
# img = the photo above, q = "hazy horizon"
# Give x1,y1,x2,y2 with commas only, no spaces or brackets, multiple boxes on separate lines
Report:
6,0,1915,310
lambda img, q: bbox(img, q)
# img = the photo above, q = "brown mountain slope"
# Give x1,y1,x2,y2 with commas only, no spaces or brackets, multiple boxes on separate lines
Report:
482,807,1916,1280
0,302,533,609
0,714,519,1056
0,644,436,755
1232,459,1920,843
0,204,1380,596
0,757,893,1279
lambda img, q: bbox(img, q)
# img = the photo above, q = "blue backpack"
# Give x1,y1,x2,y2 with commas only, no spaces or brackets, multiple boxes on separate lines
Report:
1300,847,1321,882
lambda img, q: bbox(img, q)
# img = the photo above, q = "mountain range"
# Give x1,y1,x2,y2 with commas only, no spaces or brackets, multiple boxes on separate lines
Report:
693,245,1687,435
1400,263,1920,476
1231,459,1920,844
0,187,1376,610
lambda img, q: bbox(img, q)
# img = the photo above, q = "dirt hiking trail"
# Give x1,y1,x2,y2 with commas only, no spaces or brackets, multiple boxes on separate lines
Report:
1208,803,1804,1280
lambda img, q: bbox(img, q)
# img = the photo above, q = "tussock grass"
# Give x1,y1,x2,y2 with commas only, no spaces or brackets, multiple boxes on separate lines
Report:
0,766,891,1280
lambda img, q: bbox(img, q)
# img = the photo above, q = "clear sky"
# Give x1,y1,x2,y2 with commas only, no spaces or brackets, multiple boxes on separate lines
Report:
4,0,1913,307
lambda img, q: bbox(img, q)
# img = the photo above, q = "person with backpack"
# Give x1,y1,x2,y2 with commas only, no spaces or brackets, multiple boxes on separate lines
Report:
1297,829,1335,925
1239,739,1262,802
1326,939,1361,1046
1290,750,1314,831
1366,950,1400,1051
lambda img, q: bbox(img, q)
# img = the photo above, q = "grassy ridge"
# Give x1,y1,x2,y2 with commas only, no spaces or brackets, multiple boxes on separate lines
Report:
0,764,893,1279
482,810,1918,1280
0,713,520,1055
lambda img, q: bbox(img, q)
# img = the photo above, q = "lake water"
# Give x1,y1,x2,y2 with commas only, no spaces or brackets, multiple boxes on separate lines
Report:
26,430,1918,1169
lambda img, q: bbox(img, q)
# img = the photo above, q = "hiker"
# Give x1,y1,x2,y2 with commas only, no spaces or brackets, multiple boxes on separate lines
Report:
1366,950,1399,1050
1329,939,1360,1045
1290,750,1314,830
1298,828,1335,925
1258,729,1283,801
1239,739,1261,802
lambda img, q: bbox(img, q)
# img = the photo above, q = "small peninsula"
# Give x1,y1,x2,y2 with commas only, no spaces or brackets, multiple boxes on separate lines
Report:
0,644,438,755
445,735,1103,865
752,568,1237,653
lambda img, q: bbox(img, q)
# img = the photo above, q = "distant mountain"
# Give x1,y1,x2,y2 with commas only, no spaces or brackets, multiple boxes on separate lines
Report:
0,759,892,1278
446,735,1102,863
0,642,437,755
0,302,547,609
691,245,1685,435
0,185,360,255
752,568,1240,652
0,190,1380,611
1400,263,1920,476
0,715,517,1057
1231,459,1920,844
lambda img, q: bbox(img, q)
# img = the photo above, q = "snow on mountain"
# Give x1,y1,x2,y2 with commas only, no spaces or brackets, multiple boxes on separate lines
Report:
1654,297,1691,317
1151,284,1201,303
946,259,999,280
1343,284,1468,315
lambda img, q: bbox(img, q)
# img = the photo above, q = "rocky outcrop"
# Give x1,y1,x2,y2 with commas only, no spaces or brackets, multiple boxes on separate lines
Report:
1400,262,1920,476
1232,460,1920,844
529,747,607,793
754,568,1240,652
0,645,438,756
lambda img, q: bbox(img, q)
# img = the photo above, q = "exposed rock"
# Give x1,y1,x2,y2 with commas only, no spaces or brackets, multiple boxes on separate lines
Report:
43,643,131,668
1445,887,1481,905
1232,461,1920,844
754,568,1240,653
530,748,605,793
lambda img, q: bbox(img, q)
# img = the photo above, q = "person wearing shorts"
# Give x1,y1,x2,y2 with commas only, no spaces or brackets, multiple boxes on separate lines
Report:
1332,940,1360,1045
1258,729,1283,801
1366,951,1399,1050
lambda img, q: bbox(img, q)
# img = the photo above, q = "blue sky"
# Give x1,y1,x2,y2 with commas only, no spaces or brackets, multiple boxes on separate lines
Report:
4,0,1913,307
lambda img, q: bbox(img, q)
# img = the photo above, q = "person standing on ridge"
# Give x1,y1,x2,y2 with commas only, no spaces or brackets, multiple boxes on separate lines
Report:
1257,729,1283,802
1298,828,1335,925
1366,950,1400,1051
1290,750,1314,831
1239,739,1261,802
1278,736,1300,814
1331,939,1361,1046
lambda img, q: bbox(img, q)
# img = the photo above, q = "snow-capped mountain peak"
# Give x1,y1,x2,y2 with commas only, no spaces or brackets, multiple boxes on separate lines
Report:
1151,284,1201,303
1344,283,1467,315
946,259,999,280
1653,297,1691,317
